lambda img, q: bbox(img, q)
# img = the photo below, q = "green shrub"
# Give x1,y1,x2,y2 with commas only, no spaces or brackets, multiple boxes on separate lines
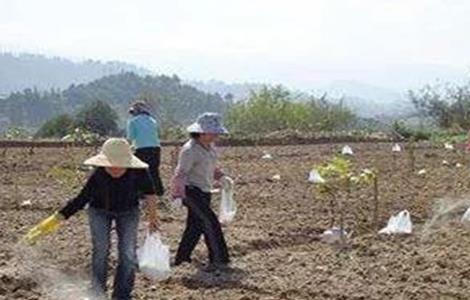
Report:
74,100,119,136
410,82,470,130
225,85,355,135
392,120,432,141
35,114,74,138
2,127,31,140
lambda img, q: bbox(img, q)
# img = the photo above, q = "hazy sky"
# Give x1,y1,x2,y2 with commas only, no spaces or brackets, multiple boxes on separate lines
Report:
1,0,469,89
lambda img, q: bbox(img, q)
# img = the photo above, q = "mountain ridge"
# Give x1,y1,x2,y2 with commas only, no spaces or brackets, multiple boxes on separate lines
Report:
0,52,151,95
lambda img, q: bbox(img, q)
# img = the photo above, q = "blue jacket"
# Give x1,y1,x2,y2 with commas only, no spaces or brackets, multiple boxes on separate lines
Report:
127,114,160,149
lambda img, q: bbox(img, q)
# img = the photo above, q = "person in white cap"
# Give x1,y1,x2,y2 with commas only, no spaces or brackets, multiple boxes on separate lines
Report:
170,112,230,273
30,138,159,300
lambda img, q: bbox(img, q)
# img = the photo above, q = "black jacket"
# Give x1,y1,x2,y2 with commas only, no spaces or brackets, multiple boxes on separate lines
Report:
59,167,155,219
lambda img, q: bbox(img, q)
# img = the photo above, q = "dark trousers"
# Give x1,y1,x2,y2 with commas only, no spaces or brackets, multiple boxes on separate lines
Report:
135,147,164,196
175,186,230,265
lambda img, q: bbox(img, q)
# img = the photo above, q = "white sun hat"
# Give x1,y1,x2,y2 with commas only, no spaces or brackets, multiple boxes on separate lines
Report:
84,138,148,169
187,112,229,134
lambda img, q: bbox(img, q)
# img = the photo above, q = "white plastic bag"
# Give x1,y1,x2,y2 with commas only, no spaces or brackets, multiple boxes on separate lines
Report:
308,169,325,184
320,227,349,244
417,169,427,176
161,196,182,213
444,143,454,150
138,232,171,280
379,210,413,234
20,200,32,208
262,152,273,160
392,144,402,152
219,176,236,224
461,207,470,223
342,145,354,156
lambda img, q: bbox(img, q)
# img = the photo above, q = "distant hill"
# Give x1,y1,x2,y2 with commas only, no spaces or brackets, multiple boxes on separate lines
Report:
189,80,263,101
361,64,469,91
0,72,228,131
317,80,415,118
190,79,417,118
0,52,443,130
0,53,151,94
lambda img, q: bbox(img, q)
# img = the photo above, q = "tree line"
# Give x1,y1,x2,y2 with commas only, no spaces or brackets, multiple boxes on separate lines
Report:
0,72,230,135
0,72,359,140
30,86,357,140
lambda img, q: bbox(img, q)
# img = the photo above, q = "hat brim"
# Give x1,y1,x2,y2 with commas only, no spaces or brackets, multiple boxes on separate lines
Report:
83,153,148,169
186,123,229,134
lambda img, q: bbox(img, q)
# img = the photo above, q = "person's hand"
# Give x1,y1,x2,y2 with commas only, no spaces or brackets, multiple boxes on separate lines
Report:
213,180,222,189
24,212,63,244
145,195,159,233
172,198,183,209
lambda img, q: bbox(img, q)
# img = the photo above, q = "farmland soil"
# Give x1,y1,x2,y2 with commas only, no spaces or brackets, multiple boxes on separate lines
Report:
1,143,470,299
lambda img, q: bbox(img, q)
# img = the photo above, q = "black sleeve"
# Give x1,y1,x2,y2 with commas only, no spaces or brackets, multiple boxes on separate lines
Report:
137,170,156,196
59,170,98,219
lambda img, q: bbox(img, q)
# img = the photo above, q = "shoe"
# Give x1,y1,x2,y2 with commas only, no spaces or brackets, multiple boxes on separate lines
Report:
202,262,229,274
173,258,192,267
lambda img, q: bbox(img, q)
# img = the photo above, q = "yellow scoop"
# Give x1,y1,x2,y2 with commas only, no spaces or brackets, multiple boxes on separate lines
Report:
24,212,62,244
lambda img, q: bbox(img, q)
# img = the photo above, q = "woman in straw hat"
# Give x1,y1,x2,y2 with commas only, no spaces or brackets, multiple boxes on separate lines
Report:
127,101,165,197
40,138,159,300
170,112,230,273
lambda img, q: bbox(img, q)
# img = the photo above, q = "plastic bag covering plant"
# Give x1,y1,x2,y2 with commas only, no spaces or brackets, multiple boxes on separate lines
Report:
379,210,413,234
444,143,454,150
308,169,325,184
392,144,402,152
262,152,273,159
341,145,354,156
461,207,470,223
320,227,349,244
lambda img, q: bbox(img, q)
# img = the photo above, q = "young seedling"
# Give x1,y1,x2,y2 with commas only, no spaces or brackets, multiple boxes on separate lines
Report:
13,162,20,208
315,156,376,248
354,168,379,229
455,145,467,168
407,138,416,173
372,173,379,229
